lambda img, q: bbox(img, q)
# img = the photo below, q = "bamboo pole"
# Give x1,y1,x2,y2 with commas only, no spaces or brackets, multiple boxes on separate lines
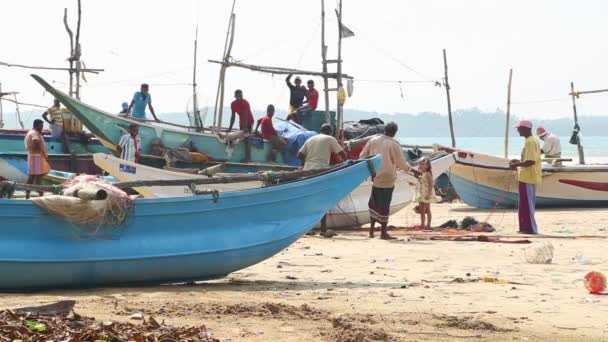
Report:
3,167,333,193
208,60,352,79
335,0,343,138
0,82,3,128
570,81,585,164
569,88,608,96
504,68,513,158
321,0,330,124
213,0,237,132
443,49,456,148
0,61,103,73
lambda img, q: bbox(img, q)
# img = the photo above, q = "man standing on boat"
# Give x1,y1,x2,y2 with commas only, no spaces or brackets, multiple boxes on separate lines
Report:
116,124,141,172
304,79,319,111
127,83,159,122
255,104,286,162
228,89,255,162
298,123,347,237
285,74,307,122
510,120,541,234
360,122,417,240
41,99,64,138
536,126,562,166
24,119,50,199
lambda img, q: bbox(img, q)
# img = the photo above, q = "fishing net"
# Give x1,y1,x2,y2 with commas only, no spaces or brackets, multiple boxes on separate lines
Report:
32,175,134,227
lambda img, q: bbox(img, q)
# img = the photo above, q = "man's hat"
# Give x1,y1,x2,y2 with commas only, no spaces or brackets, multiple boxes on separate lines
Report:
536,126,548,137
513,120,533,129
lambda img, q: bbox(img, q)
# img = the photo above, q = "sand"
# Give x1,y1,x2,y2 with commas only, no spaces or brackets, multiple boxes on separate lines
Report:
2,202,608,341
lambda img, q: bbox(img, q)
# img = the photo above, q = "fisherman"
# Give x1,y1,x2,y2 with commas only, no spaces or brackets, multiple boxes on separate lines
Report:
360,122,418,240
127,83,159,122
254,104,286,162
536,126,562,165
303,79,319,110
119,102,129,115
510,120,541,234
298,123,347,236
285,74,307,119
116,124,141,172
41,99,64,138
24,119,50,199
228,89,255,162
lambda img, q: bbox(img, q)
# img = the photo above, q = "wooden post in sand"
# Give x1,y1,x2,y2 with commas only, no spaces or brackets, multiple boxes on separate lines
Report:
504,68,513,158
443,49,456,148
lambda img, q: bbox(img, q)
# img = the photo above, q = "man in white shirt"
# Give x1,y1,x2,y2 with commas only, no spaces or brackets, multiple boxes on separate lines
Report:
298,124,347,237
536,126,562,165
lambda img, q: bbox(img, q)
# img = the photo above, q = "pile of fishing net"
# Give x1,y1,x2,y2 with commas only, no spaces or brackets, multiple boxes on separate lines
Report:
32,175,134,227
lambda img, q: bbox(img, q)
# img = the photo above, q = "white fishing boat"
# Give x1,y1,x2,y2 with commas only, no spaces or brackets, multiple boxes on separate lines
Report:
94,151,456,228
442,146,608,209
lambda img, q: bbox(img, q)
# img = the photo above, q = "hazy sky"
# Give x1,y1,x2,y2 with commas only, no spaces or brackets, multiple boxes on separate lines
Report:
1,0,607,124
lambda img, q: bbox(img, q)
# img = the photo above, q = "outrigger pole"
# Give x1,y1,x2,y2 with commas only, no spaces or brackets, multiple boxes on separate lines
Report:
208,60,353,80
566,82,608,165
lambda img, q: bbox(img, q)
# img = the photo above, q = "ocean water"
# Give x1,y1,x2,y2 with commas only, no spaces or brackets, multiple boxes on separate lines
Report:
397,136,608,164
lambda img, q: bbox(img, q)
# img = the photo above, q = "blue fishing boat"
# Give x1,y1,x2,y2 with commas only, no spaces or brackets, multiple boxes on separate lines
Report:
0,155,380,290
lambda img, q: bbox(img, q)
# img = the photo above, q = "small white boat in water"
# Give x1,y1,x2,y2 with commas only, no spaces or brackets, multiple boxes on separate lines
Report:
94,152,456,228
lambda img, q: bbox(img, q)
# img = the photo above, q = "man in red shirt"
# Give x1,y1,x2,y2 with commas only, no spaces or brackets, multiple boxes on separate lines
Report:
304,79,319,110
229,89,255,162
255,104,286,162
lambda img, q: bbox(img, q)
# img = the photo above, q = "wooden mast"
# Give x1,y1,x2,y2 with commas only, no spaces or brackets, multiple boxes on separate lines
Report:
335,0,343,137
321,0,331,124
192,24,203,131
504,68,513,158
569,82,585,164
443,49,456,147
0,82,3,128
212,0,237,133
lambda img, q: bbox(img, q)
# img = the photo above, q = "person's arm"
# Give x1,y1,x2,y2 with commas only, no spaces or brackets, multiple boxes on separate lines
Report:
338,150,347,161
116,135,126,156
359,140,371,158
148,103,159,122
297,141,308,162
425,172,433,200
330,138,347,160
228,112,236,132
297,151,306,163
127,99,134,115
42,110,52,124
134,137,141,162
392,144,412,172
254,118,262,135
510,160,535,169
286,74,294,89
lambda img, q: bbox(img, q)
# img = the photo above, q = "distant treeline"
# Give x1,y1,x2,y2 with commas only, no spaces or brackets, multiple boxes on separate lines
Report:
5,107,605,137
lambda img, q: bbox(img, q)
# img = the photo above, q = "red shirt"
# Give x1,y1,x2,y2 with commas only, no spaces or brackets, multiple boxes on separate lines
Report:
306,88,319,110
258,115,277,140
230,99,254,129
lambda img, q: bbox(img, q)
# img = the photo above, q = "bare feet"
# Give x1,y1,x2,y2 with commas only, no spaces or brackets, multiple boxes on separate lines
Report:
380,233,397,240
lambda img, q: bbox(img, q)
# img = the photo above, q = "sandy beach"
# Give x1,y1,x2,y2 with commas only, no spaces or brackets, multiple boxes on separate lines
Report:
2,201,608,341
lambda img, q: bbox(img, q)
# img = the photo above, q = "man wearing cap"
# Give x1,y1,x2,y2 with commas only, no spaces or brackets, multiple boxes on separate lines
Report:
298,123,347,237
536,126,562,165
286,74,307,115
119,102,129,116
509,120,542,234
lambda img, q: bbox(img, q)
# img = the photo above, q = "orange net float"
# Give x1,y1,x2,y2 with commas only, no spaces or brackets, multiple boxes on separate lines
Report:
584,271,606,294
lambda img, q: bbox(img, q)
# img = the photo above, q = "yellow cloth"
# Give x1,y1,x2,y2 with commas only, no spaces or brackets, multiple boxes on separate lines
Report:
337,87,346,106
288,105,296,114
48,106,64,125
415,172,440,203
518,136,542,185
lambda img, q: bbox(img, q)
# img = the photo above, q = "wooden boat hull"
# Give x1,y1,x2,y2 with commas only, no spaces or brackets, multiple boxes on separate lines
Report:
0,156,380,290
94,152,456,228
32,74,286,164
446,149,608,208
0,153,103,183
